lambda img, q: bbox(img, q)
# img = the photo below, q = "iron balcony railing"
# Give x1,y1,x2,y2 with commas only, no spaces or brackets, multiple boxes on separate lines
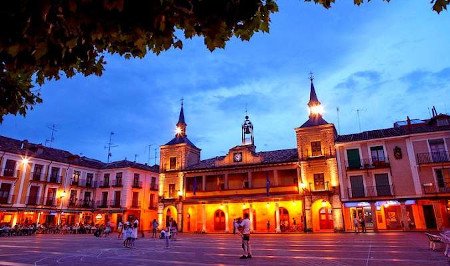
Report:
416,151,449,164
423,182,450,194
96,200,109,208
48,175,62,184
346,157,390,170
109,200,122,208
30,171,44,181
67,198,95,208
99,180,110,188
44,197,57,207
132,181,142,188
26,196,43,206
0,194,15,204
131,200,141,208
112,179,123,187
347,185,394,198
1,168,21,178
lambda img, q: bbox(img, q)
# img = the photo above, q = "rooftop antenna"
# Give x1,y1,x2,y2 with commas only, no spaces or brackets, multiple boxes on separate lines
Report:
428,107,432,118
154,148,157,165
147,144,153,164
134,154,138,162
355,108,366,132
336,107,341,135
45,124,57,147
105,132,118,163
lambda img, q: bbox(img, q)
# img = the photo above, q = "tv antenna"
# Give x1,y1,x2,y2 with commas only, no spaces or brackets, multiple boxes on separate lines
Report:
45,124,58,147
105,132,118,163
134,154,138,162
154,148,158,165
336,107,341,135
355,108,366,132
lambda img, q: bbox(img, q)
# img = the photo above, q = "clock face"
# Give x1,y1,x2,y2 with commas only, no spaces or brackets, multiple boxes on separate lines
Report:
233,152,242,162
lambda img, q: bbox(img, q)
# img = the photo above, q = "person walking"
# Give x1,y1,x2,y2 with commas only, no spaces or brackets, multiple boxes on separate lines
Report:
151,219,159,239
353,215,360,233
132,218,139,246
266,220,270,232
238,213,252,259
117,220,123,239
164,226,171,248
233,219,237,235
360,215,366,233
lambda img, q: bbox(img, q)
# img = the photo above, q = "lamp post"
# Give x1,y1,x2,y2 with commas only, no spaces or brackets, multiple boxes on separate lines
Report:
58,190,66,225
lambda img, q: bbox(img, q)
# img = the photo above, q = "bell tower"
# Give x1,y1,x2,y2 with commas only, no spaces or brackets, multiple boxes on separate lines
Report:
242,114,254,146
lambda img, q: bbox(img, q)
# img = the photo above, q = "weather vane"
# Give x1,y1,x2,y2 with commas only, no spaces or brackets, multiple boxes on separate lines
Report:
309,71,314,81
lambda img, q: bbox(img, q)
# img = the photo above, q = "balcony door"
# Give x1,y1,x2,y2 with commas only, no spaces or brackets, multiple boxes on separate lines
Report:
114,191,121,206
347,149,361,169
370,146,386,165
375,173,391,196
28,186,39,205
101,192,108,206
47,188,56,206
313,173,325,191
350,175,365,198
429,139,447,162
3,159,16,177
0,183,12,203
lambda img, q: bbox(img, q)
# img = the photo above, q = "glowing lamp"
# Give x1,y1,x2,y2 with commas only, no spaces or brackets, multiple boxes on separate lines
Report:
177,190,183,197
300,183,307,189
309,105,324,115
266,202,270,208
175,127,183,135
321,200,327,208
21,158,29,165
60,190,67,198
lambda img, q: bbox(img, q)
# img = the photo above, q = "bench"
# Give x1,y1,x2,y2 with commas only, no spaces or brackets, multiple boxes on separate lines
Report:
425,233,443,251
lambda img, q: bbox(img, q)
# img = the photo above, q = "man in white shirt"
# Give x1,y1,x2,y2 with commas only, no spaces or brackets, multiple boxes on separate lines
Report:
238,213,252,259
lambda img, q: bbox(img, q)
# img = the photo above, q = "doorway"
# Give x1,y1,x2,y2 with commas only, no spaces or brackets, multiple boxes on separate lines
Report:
423,205,437,229
214,209,225,231
319,207,334,230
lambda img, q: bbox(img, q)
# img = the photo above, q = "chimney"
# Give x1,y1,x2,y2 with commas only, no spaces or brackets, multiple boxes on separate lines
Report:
406,116,412,132
20,140,29,149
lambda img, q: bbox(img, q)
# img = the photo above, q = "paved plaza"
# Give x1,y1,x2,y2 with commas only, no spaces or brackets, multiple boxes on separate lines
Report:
0,232,448,265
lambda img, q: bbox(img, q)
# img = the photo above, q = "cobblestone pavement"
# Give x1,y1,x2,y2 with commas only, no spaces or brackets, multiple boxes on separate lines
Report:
0,232,448,265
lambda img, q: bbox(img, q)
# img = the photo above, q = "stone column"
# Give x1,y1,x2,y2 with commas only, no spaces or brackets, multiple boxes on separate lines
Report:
225,204,230,233
36,212,41,226
202,176,206,191
370,202,378,232
400,201,409,231
157,203,164,229
202,203,207,232
224,174,229,190
305,197,312,231
275,202,281,233
331,195,343,231
273,170,279,187
177,202,183,232
15,161,29,205
249,203,254,232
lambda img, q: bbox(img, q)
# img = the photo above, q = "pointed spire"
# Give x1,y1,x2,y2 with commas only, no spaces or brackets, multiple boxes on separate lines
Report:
175,98,187,137
308,72,320,107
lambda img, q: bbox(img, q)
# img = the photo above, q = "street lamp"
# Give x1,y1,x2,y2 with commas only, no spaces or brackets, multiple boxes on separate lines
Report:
58,190,66,225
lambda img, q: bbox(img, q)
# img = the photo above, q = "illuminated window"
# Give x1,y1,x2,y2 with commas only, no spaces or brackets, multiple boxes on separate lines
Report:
311,141,322,156
313,173,325,190
169,157,177,170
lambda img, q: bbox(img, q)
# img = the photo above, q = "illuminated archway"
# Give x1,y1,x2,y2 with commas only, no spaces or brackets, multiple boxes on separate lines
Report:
163,205,178,227
311,200,333,231
275,207,290,232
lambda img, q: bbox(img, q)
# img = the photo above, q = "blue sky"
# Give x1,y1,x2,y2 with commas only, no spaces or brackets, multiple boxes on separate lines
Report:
1,0,449,164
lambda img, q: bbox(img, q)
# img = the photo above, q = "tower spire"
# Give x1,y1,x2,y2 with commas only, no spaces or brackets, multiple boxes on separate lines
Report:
175,98,187,137
307,72,323,118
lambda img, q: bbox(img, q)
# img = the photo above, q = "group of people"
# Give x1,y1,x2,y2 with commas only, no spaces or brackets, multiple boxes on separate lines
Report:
353,214,367,233
0,223,37,236
116,218,139,248
233,213,252,259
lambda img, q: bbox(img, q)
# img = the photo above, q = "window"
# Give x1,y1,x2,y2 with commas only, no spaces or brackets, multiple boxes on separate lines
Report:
86,173,93,187
429,139,448,162
3,159,16,177
0,183,12,204
33,164,43,180
150,177,156,190
346,149,361,169
350,175,365,197
103,173,110,186
115,172,123,186
243,176,250,189
169,157,177,170
168,184,176,198
132,192,139,207
370,146,386,164
133,173,140,187
114,191,121,206
50,167,60,182
69,190,77,206
72,170,80,183
101,192,108,206
435,168,450,191
313,173,325,191
374,173,391,196
311,141,322,156
149,194,155,209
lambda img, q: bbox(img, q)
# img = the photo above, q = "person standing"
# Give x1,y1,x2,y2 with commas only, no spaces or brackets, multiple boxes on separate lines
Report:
353,215,360,233
151,219,159,239
266,220,270,232
131,218,139,246
165,226,171,248
233,219,237,235
238,213,252,259
360,215,366,233
117,220,123,239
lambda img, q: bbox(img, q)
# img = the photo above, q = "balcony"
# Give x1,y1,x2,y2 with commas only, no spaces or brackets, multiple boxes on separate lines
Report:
132,181,142,189
96,200,109,208
44,197,57,207
423,182,450,194
1,168,21,178
112,179,123,187
184,185,300,200
131,200,141,208
68,198,78,207
417,151,449,165
26,196,42,206
347,185,394,199
300,150,335,161
67,198,95,208
148,204,157,210
346,157,390,171
30,172,44,182
48,176,62,184
99,180,110,188
0,194,15,204
109,200,122,208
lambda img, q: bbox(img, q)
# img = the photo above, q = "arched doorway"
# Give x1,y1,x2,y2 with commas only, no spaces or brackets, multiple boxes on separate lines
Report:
214,209,226,231
164,206,178,227
243,208,256,230
319,207,334,230
275,207,290,232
